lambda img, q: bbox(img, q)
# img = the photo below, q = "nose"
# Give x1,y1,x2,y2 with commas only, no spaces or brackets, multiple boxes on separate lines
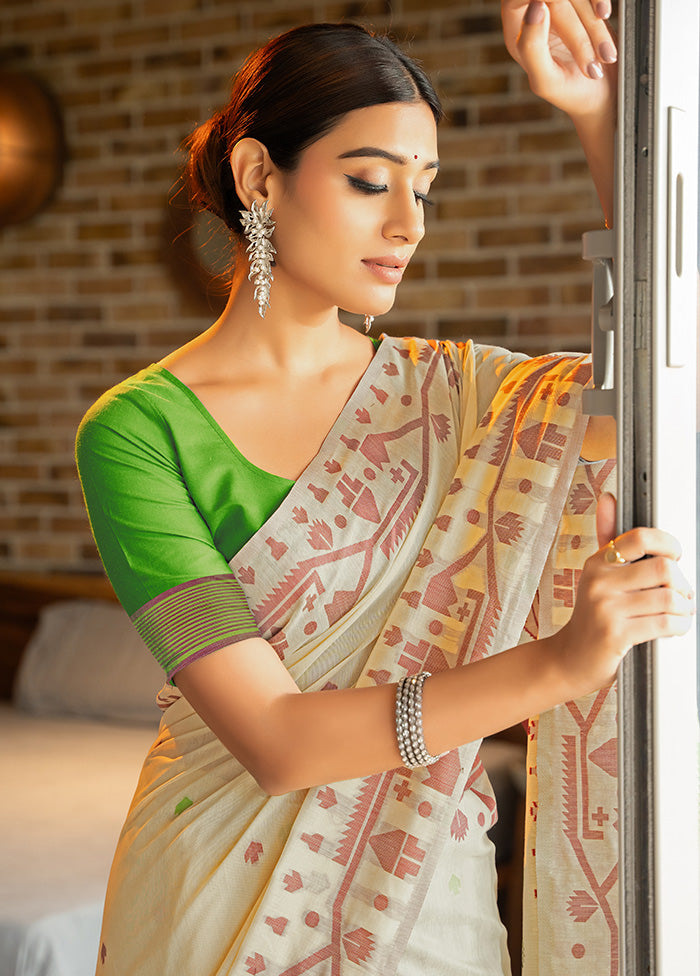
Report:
383,187,425,246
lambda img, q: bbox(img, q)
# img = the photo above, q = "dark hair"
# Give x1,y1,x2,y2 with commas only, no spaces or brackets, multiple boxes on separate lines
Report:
185,23,443,233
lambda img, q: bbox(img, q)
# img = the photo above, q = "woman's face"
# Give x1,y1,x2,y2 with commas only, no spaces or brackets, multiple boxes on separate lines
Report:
269,100,439,319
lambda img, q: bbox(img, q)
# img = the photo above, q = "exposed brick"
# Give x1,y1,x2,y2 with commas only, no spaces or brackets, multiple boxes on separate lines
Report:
0,254,37,271
70,3,132,25
559,283,592,305
475,285,550,309
403,261,427,281
111,247,163,266
438,317,509,339
437,74,509,98
78,58,133,78
518,129,582,153
479,101,553,126
517,192,594,216
75,277,134,296
437,196,508,220
18,541,76,560
73,167,131,188
112,303,172,321
48,306,104,322
0,0,602,573
562,218,603,242
18,489,70,506
439,132,509,160
478,225,550,248
47,252,102,269
437,258,507,278
396,286,464,311
173,14,240,40
142,106,200,128
434,168,466,190
144,50,201,70
51,516,92,532
16,438,60,453
12,10,67,31
2,359,38,375
519,315,590,338
112,134,171,155
518,252,586,276
479,163,552,185
0,464,40,479
322,1,391,18
252,6,315,29
77,222,131,241
144,0,199,13
77,112,132,135
45,34,99,56
0,516,41,531
16,384,67,401
113,26,170,48
83,332,138,347
49,359,106,376
62,89,104,108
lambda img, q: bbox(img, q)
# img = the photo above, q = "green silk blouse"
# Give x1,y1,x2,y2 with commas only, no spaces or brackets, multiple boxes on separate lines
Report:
75,337,382,677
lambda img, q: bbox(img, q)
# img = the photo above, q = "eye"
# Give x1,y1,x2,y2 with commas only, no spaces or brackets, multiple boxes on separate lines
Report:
414,190,434,208
345,175,387,195
344,174,434,207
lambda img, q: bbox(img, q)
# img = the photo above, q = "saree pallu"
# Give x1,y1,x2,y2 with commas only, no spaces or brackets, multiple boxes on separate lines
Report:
97,337,617,976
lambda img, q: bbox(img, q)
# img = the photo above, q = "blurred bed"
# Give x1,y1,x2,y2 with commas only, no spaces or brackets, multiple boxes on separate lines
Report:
0,573,163,976
0,573,526,976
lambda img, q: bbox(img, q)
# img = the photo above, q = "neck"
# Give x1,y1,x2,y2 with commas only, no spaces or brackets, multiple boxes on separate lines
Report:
197,259,359,378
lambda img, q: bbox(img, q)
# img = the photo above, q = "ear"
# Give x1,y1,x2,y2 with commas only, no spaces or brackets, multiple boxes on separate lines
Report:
229,137,276,211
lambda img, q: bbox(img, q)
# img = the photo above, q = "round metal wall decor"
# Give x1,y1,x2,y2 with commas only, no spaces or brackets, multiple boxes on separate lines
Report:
0,70,65,227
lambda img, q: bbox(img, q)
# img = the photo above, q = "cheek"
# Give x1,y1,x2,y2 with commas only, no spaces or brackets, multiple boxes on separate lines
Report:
277,184,364,262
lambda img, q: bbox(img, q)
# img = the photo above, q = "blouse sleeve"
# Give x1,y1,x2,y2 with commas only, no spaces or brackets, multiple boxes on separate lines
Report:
75,383,260,680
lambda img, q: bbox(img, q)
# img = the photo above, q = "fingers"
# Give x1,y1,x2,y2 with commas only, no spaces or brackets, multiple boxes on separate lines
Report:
607,554,695,600
554,0,618,66
515,0,617,84
605,525,683,563
623,585,695,622
595,491,616,548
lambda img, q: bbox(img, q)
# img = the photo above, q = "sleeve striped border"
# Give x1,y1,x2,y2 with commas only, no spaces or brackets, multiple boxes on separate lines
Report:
131,574,260,679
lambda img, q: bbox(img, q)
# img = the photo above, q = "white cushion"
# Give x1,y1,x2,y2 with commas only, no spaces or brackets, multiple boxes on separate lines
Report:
13,599,164,724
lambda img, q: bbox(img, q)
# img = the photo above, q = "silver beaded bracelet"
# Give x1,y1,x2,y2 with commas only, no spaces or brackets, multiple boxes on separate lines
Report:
394,671,444,768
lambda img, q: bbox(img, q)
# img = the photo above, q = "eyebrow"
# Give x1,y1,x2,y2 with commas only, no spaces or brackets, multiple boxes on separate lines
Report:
337,147,440,171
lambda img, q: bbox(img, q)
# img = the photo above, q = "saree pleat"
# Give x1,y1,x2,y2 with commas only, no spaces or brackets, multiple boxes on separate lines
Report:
97,338,617,976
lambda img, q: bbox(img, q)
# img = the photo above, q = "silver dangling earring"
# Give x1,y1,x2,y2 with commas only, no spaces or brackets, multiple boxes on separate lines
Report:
239,199,276,318
363,314,374,334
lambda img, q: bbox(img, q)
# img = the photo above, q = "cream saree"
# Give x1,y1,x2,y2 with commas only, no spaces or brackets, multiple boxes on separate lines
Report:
97,337,617,975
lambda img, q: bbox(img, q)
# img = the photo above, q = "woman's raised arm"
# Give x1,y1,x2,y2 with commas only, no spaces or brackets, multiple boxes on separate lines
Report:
502,0,618,224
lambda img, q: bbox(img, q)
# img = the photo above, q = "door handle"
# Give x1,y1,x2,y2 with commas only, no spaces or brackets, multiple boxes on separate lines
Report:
581,228,616,416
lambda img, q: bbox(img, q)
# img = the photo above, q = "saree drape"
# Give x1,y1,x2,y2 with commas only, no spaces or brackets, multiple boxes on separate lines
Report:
96,337,617,976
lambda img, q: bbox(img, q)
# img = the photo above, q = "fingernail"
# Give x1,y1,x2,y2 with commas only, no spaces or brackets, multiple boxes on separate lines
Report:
596,1,611,18
524,1,546,25
599,41,617,63
587,61,604,80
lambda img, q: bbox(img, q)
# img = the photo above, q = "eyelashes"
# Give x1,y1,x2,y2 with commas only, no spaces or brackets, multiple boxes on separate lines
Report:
345,174,434,207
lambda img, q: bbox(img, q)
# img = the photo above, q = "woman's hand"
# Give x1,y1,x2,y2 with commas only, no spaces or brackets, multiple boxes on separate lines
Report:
501,0,617,121
551,493,695,697
502,1,618,224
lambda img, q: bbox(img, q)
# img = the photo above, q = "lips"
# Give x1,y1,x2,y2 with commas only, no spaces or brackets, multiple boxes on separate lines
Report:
362,256,409,284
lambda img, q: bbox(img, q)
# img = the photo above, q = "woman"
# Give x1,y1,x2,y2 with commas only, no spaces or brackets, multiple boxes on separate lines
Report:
76,3,693,974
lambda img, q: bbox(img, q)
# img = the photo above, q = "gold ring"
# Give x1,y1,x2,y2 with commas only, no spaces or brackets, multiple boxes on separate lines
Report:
604,538,627,565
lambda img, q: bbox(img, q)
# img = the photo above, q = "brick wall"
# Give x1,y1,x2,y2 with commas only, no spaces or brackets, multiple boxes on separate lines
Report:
0,0,602,573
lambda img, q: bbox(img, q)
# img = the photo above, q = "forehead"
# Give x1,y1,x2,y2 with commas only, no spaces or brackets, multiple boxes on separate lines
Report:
308,101,439,163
